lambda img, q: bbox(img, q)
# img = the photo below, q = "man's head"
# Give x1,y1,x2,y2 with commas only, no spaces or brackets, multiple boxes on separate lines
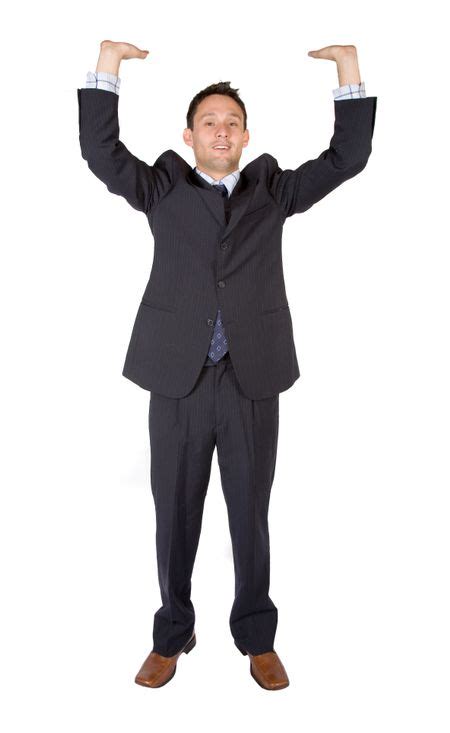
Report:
183,81,250,180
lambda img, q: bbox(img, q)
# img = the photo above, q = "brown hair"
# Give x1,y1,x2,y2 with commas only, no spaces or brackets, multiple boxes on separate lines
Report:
186,81,247,131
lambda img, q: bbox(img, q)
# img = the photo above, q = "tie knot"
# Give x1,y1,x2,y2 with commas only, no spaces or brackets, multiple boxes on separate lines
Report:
212,182,228,198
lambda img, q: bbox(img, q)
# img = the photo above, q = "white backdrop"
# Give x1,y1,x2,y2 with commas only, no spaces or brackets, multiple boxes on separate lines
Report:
1,0,449,730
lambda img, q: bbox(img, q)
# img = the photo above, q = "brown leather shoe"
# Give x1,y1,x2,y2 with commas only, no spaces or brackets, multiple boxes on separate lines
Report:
134,632,196,688
236,645,290,690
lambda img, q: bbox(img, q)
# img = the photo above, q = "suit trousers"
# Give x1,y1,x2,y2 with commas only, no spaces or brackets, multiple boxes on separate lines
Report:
148,350,280,656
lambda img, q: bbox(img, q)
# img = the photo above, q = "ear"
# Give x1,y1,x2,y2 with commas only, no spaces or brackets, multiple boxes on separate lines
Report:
183,128,193,148
242,128,250,148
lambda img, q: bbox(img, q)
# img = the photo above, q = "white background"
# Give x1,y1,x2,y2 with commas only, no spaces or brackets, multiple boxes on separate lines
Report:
2,0,449,730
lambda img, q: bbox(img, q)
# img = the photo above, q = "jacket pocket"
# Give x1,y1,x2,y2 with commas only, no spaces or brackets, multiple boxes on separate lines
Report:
261,304,290,315
141,296,177,313
243,202,273,219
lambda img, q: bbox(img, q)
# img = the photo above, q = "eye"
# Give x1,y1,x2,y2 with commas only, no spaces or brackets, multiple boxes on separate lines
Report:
205,121,238,126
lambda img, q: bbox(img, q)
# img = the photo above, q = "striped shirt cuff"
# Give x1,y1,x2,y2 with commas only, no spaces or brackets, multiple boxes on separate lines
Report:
86,70,121,94
333,81,366,100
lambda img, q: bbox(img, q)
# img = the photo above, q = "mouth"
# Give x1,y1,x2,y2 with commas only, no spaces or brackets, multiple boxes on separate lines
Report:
212,145,231,151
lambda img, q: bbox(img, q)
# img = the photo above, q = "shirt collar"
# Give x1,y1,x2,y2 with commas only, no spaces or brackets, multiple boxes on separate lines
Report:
195,167,240,197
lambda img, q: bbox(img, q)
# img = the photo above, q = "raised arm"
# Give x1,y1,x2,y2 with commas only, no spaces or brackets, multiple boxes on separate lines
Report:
77,40,173,215
270,45,377,218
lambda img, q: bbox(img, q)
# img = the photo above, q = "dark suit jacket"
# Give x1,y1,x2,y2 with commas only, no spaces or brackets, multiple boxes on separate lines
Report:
77,88,377,399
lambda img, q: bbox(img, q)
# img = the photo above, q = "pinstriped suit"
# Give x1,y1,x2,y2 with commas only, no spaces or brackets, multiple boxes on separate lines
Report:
78,81,377,655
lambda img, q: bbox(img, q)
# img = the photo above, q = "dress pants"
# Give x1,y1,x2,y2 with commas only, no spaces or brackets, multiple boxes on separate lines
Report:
148,350,280,656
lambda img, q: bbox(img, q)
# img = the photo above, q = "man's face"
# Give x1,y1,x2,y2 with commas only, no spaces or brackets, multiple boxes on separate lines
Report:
183,94,250,179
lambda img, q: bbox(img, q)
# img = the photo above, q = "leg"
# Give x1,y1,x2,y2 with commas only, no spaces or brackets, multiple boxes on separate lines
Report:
215,356,280,655
148,366,216,656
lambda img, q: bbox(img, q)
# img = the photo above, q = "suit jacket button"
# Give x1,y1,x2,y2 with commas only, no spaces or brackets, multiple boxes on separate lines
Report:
207,318,214,325
220,241,228,250
218,280,226,288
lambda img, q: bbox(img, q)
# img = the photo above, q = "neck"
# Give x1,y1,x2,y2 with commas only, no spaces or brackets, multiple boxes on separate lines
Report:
195,165,238,180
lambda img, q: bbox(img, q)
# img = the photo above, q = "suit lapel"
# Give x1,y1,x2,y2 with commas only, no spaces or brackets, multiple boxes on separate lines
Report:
187,165,258,239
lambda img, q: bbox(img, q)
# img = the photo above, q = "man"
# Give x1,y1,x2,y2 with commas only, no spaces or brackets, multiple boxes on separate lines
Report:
77,39,377,690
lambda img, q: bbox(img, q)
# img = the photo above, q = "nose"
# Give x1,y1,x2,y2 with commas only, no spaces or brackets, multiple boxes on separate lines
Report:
215,123,230,137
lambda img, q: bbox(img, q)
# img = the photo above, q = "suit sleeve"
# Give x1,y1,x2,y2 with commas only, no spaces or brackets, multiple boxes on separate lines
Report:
269,96,377,218
77,87,173,214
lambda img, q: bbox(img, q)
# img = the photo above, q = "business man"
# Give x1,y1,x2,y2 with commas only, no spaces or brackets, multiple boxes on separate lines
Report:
78,40,377,690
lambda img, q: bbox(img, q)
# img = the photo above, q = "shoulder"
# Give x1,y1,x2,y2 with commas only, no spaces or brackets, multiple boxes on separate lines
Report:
152,149,192,181
241,153,280,181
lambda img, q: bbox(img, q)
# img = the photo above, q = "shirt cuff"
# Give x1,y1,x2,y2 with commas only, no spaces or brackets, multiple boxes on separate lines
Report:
333,81,366,100
85,70,121,95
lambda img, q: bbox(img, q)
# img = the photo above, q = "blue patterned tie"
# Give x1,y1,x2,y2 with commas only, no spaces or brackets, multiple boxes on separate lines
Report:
209,183,229,362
